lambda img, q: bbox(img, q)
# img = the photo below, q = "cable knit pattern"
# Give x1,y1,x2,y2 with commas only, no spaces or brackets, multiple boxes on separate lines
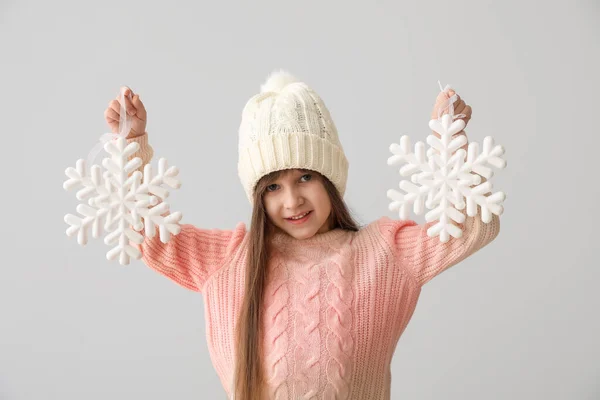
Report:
323,244,355,400
288,251,321,399
263,257,291,399
126,132,500,399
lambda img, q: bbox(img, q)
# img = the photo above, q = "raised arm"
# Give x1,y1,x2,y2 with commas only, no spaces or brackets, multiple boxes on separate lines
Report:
126,132,247,292
379,88,500,287
103,87,247,292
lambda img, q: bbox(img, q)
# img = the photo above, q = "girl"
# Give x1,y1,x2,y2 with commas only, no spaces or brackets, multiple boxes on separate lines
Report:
104,70,500,400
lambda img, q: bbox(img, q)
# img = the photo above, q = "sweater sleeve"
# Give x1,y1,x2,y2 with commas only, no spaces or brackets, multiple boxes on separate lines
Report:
136,222,247,292
378,211,500,287
125,132,248,292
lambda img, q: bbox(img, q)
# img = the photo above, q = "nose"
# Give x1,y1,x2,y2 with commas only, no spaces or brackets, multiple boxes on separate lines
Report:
283,186,304,210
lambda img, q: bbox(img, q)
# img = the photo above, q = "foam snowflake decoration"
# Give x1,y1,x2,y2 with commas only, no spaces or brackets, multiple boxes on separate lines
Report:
63,136,183,265
387,113,506,243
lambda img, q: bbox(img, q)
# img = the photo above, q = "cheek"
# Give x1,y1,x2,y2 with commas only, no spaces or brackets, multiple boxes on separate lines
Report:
315,190,331,215
263,198,279,220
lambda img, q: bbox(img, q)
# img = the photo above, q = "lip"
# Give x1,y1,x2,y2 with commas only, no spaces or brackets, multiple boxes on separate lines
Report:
285,210,312,225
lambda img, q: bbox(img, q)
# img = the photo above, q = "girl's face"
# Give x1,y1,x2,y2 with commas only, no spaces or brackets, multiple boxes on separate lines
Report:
263,169,332,240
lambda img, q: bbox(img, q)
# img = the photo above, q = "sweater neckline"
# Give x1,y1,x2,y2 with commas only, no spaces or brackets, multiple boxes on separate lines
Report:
270,227,347,246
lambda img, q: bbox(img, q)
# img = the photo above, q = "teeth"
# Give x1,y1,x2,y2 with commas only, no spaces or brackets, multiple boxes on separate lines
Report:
289,211,310,220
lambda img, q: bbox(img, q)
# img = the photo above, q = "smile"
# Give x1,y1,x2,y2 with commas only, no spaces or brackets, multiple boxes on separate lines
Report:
285,211,312,223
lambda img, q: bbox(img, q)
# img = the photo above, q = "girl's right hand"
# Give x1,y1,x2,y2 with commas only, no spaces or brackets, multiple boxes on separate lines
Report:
104,86,147,138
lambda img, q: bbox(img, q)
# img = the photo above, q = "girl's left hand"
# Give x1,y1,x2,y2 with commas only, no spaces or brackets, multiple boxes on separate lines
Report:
430,88,472,148
431,88,472,125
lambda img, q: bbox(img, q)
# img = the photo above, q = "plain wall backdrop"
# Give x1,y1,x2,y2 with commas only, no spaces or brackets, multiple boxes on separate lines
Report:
1,0,598,399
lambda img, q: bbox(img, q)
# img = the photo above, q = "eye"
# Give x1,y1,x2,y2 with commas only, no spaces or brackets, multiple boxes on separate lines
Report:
266,183,279,192
300,174,312,182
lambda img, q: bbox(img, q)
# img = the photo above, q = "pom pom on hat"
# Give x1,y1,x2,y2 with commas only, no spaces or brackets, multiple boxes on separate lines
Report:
260,69,299,93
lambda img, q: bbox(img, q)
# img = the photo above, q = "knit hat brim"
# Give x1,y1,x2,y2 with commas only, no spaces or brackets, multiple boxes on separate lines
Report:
238,131,349,204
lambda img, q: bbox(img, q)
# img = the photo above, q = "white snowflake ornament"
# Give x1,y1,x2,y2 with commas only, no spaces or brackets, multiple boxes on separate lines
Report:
386,87,506,243
63,89,183,264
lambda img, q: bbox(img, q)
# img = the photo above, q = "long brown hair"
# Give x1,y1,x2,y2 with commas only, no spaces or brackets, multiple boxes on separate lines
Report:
233,169,360,399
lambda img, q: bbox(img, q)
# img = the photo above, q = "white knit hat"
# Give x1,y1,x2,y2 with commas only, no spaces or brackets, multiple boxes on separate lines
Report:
237,70,349,203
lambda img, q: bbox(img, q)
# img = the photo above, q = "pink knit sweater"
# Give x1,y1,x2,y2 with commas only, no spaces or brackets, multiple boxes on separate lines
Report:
128,133,500,399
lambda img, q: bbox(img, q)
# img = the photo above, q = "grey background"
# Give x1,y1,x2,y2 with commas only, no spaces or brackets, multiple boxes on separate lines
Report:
1,0,598,399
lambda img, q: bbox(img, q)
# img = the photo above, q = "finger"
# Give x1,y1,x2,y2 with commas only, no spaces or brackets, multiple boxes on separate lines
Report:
109,99,121,115
119,85,134,98
450,91,466,114
104,107,120,121
445,90,463,115
116,86,137,116
430,89,466,140
111,95,136,116
458,104,472,126
445,90,469,119
131,94,146,121
104,110,119,133
431,90,453,118
446,91,472,125
431,89,468,120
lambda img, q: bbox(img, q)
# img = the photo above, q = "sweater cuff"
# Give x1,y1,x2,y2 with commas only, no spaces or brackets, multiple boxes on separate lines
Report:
126,131,154,171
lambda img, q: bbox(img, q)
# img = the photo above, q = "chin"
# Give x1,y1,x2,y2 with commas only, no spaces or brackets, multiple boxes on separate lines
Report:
272,212,329,239
280,222,322,240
